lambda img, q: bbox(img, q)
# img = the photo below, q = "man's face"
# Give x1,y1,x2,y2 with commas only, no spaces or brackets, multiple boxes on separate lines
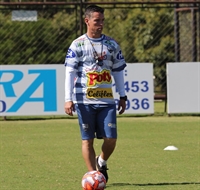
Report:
85,12,104,37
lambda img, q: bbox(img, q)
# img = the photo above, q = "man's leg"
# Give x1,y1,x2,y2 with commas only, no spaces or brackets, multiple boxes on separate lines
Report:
98,104,117,162
96,137,116,182
100,137,116,161
82,139,96,171
75,104,97,171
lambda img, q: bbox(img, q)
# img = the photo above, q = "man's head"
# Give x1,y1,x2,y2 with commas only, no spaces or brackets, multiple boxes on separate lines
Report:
85,5,105,38
85,5,104,18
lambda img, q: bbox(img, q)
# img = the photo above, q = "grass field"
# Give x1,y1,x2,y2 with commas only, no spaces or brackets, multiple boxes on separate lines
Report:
0,102,200,190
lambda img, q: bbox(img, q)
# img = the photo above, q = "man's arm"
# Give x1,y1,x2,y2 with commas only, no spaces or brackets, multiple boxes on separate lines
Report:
112,70,127,114
64,67,76,116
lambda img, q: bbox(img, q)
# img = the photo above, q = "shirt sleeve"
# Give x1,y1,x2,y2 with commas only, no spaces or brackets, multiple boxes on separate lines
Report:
64,42,79,69
110,39,127,72
64,40,79,102
112,70,126,97
65,65,76,102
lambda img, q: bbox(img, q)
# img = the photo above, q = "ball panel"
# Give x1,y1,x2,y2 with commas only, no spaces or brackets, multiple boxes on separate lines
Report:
81,170,106,190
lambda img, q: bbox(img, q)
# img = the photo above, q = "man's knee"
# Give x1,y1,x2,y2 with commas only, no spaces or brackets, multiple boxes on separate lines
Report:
103,138,117,147
82,139,94,147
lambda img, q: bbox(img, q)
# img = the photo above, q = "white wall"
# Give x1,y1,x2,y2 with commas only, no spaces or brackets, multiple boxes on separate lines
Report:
167,62,200,114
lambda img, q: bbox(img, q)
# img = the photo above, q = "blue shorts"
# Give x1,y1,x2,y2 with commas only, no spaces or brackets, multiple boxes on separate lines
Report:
75,104,117,140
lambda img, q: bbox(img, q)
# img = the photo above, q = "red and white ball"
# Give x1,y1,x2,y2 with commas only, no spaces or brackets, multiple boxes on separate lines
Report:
81,170,106,190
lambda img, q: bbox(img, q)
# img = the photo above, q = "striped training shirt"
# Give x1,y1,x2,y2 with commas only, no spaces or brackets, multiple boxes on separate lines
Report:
64,34,126,104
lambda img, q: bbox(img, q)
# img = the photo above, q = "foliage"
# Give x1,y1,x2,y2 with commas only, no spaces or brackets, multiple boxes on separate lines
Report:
0,10,76,65
104,7,175,92
0,6,175,91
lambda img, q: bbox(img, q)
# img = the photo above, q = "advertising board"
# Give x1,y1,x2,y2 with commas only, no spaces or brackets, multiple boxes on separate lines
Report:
0,63,154,116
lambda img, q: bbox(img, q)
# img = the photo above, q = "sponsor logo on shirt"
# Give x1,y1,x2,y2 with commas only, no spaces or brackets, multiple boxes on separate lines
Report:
116,50,124,60
104,40,115,53
66,48,76,58
87,70,112,86
77,42,84,47
86,88,113,99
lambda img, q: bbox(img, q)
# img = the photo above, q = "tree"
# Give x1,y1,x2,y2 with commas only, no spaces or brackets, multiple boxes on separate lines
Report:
0,9,77,65
104,6,175,92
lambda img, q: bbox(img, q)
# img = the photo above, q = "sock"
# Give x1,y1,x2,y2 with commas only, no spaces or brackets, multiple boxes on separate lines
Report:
98,156,107,167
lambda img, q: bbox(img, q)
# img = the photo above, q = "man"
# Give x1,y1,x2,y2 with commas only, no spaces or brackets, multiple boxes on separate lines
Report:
64,5,127,182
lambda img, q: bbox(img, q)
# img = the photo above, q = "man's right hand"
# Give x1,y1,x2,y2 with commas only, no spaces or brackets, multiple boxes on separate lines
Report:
64,101,75,116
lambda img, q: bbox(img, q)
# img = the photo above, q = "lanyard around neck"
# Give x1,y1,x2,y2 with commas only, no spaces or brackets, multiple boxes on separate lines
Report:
85,34,104,66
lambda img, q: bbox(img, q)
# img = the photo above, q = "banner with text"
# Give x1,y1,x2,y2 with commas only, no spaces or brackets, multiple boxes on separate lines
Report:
0,63,154,116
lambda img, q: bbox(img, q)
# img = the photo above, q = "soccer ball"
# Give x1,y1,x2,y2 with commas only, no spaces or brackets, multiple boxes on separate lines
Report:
81,170,106,190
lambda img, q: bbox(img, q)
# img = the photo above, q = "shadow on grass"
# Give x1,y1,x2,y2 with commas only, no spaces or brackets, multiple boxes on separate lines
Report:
107,182,200,188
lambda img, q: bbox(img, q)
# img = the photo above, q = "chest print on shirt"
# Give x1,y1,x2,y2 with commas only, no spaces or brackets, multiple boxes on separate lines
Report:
86,69,112,87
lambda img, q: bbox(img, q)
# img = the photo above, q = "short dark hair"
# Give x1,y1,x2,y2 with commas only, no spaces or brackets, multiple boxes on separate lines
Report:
85,5,104,18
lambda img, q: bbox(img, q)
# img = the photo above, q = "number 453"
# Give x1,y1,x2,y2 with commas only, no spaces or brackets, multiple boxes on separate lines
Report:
113,81,149,93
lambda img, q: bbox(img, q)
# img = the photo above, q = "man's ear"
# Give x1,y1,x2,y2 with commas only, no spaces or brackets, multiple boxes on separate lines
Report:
85,18,89,25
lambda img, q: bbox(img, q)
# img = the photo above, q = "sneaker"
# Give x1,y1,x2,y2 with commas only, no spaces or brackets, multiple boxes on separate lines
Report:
96,156,109,182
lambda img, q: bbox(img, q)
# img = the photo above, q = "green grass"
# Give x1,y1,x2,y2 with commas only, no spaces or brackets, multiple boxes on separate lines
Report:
0,116,200,190
1,101,199,121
